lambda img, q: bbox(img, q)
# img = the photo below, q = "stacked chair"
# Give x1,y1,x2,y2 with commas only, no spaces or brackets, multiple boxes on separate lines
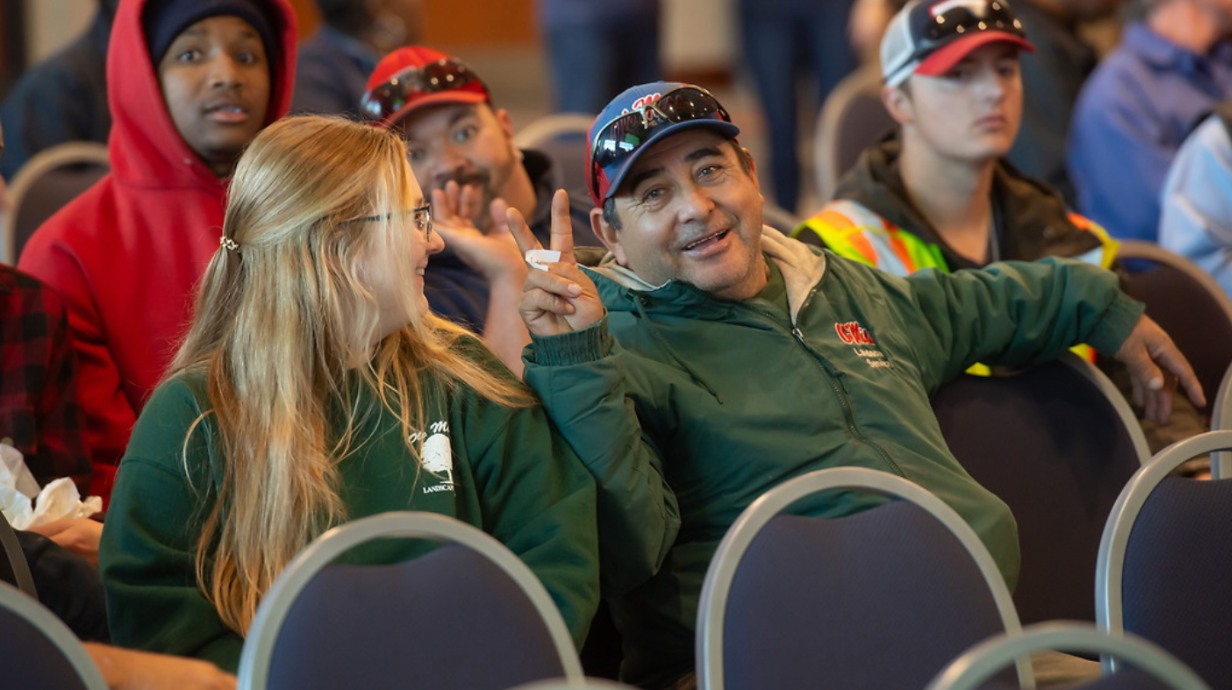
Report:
1,141,110,264
695,467,1029,690
928,622,1210,690
0,580,107,689
237,511,584,690
1116,241,1232,418
931,353,1148,625
1097,430,1232,689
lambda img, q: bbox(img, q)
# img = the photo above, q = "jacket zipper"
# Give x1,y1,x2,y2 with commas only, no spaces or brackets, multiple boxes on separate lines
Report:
787,323,906,478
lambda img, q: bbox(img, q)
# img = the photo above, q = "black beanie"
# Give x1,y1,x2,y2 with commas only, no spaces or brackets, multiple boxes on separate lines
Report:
144,0,278,64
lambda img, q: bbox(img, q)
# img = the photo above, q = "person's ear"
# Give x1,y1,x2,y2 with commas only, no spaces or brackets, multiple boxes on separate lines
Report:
743,147,760,189
882,83,915,126
495,107,515,142
591,205,628,266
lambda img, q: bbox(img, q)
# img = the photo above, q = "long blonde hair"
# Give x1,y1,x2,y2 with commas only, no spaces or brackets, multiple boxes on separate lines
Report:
170,115,531,635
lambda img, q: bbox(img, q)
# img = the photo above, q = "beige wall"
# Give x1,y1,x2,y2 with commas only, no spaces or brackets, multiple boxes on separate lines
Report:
20,0,738,72
26,0,95,62
664,0,735,72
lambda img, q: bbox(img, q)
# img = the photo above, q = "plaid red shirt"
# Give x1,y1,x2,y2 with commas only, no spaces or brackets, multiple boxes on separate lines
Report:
0,265,91,493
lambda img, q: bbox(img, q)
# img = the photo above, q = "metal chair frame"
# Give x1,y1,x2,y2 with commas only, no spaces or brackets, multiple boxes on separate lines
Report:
2,141,109,264
1095,431,1232,674
926,622,1211,690
696,467,1031,690
0,580,108,689
238,511,584,690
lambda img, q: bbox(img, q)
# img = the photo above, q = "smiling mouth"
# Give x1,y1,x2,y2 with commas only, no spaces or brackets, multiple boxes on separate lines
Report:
682,230,730,251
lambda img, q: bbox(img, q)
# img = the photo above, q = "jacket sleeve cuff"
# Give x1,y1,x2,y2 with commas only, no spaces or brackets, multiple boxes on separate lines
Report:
524,319,613,366
1088,291,1147,355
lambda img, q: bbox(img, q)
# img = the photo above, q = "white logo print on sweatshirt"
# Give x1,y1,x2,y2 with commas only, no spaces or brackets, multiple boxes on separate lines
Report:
410,420,454,494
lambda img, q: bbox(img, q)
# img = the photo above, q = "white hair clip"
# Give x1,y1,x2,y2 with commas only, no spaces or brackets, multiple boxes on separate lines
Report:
220,235,240,252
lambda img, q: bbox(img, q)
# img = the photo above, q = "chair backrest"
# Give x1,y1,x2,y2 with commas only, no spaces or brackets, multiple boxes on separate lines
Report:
513,113,595,195
0,510,37,596
238,511,584,690
926,622,1211,690
762,202,802,234
696,467,1030,690
1116,240,1232,417
506,678,638,690
1212,363,1232,477
814,65,895,203
931,352,1149,625
0,581,108,689
2,142,110,264
1096,430,1232,688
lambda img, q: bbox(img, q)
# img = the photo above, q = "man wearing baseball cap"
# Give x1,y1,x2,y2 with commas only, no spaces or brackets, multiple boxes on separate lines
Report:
794,0,1208,454
506,79,1204,689
795,0,1115,282
360,46,594,372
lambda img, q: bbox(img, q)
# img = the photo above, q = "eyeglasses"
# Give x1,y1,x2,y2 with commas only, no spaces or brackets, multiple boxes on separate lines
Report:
918,0,1023,56
359,59,488,125
589,85,732,195
341,205,433,240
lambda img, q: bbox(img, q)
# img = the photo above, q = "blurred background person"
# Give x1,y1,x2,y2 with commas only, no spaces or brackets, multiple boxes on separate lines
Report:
292,0,422,117
536,0,662,114
1006,0,1124,205
739,0,859,213
0,0,119,179
1069,0,1232,242
1158,103,1232,297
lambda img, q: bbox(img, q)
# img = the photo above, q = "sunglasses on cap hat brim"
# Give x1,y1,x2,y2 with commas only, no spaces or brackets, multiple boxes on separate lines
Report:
884,0,1032,85
360,58,489,127
589,85,738,201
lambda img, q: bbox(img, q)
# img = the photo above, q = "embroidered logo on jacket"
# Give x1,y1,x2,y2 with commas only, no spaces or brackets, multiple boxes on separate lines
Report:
409,420,454,494
835,321,875,346
834,321,893,369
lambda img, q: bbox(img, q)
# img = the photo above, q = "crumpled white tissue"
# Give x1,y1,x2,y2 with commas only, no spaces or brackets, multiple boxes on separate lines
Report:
0,443,102,530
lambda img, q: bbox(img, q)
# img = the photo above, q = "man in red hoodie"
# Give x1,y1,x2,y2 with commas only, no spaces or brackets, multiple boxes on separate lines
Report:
19,0,298,501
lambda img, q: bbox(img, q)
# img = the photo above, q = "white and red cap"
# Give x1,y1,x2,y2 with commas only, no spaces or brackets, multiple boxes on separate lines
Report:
881,0,1034,87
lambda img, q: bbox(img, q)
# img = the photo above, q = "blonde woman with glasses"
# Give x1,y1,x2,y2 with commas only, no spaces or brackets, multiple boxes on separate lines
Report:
97,115,600,673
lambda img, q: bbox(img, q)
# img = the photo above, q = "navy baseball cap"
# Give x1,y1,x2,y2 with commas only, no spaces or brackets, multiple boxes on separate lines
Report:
587,82,740,206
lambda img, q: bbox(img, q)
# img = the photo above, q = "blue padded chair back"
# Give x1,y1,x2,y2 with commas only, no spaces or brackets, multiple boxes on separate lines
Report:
242,512,582,690
512,113,593,195
4,142,110,264
722,502,1012,690
1121,477,1232,688
1118,240,1232,417
0,604,94,689
0,581,107,689
931,354,1147,625
814,65,895,202
264,544,567,690
699,467,1026,690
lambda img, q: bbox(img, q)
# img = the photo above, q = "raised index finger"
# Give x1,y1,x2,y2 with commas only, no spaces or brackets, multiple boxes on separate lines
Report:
550,189,576,264
504,204,543,255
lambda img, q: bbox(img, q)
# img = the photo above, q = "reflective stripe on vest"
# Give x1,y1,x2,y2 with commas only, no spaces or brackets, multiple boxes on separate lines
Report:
796,200,950,274
798,201,1110,374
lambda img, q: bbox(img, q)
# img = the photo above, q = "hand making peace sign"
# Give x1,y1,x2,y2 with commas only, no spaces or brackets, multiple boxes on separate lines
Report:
506,189,606,336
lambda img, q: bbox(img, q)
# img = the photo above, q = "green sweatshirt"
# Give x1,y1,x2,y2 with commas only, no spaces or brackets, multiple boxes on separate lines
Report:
522,228,1143,689
99,342,600,672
